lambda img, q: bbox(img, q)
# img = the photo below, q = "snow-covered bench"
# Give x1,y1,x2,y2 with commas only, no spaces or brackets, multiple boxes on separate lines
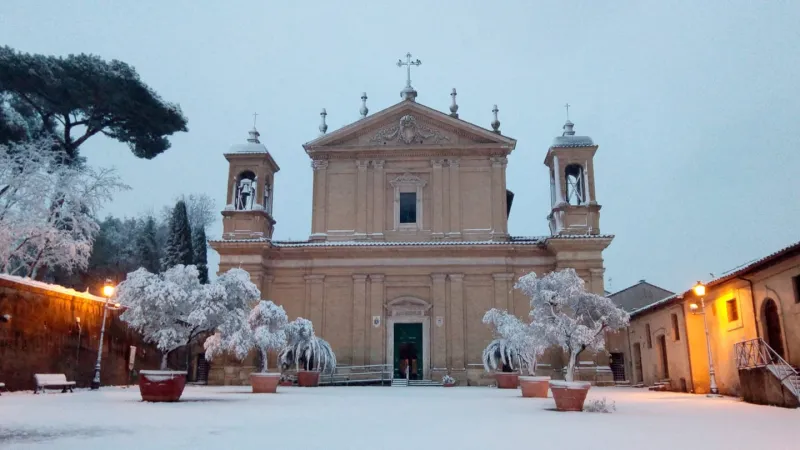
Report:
34,374,76,394
0,382,5,395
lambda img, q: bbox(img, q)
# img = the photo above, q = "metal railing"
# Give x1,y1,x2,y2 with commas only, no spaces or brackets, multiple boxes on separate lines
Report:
734,338,799,396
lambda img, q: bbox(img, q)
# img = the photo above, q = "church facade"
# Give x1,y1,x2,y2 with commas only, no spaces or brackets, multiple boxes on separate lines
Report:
209,82,612,385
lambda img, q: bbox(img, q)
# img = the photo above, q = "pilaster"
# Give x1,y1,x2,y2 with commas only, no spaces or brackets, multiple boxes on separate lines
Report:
371,160,385,238
432,159,445,239
490,156,508,239
448,159,461,238
355,160,368,239
310,160,328,240
304,274,325,331
262,274,274,301
352,274,368,365
368,274,385,365
448,273,465,370
492,273,515,312
589,268,605,295
431,273,447,369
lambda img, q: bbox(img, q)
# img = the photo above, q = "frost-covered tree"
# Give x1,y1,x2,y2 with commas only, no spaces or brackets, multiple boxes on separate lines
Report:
162,200,193,270
204,300,288,373
0,138,128,277
482,308,543,375
0,46,188,165
137,216,161,273
279,318,336,374
117,265,259,370
516,269,629,382
192,227,208,284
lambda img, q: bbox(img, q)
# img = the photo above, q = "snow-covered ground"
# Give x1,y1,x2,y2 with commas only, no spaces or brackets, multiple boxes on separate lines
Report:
1,386,797,449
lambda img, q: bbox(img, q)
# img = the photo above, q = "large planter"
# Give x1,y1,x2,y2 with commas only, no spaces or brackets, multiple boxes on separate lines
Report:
520,376,551,398
494,372,519,389
250,373,281,393
138,371,187,402
549,380,591,411
297,370,320,387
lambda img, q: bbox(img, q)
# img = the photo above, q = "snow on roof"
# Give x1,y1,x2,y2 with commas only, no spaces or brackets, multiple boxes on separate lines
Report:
209,234,613,246
0,273,106,303
630,239,800,318
551,135,595,148
227,142,268,154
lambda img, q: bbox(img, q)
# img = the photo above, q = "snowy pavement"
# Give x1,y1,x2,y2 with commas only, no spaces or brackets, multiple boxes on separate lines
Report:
1,385,798,449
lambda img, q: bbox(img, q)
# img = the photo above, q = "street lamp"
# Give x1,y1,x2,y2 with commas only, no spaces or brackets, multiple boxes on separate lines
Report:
91,279,115,390
689,281,721,397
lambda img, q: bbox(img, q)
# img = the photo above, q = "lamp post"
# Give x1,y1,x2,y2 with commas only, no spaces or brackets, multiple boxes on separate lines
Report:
689,281,721,397
91,279,116,390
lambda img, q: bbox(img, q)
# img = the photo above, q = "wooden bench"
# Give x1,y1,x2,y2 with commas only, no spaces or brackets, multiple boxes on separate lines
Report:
34,374,76,394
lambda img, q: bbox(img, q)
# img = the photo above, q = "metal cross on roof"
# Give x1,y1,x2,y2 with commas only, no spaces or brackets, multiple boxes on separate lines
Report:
564,103,571,120
252,112,259,128
397,52,422,89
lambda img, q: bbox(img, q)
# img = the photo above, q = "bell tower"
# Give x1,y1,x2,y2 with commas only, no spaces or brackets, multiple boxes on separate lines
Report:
544,119,601,235
221,126,280,240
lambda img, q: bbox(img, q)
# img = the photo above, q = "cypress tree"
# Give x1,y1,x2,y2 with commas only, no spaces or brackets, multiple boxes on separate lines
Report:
193,227,209,284
137,216,161,273
162,200,193,270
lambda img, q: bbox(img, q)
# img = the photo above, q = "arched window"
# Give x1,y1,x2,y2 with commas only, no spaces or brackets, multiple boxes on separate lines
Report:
564,164,585,205
234,171,257,210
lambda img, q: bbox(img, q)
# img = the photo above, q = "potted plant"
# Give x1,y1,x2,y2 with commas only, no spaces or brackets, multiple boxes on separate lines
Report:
279,318,336,387
117,265,260,402
482,309,543,391
205,300,288,393
442,374,456,387
516,269,629,411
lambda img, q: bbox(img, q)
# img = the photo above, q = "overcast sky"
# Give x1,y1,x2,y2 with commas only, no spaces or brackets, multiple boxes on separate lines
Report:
2,0,798,294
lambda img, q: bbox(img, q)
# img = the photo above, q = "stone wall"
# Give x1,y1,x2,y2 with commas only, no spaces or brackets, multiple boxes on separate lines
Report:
738,367,799,408
0,277,161,391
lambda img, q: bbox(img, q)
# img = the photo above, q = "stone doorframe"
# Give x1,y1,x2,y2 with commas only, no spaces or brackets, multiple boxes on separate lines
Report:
385,296,432,380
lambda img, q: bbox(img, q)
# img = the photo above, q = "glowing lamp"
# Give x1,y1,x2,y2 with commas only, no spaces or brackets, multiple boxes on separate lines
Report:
689,303,699,311
693,281,706,297
102,279,115,298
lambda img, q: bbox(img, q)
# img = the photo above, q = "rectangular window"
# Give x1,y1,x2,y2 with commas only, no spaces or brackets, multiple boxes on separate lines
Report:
671,313,680,341
645,324,652,349
726,299,739,322
793,275,800,303
399,192,417,224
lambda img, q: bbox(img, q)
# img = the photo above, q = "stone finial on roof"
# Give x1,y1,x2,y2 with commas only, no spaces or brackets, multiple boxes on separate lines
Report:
360,92,369,118
319,108,328,135
247,127,261,144
491,104,500,134
562,120,575,136
450,88,459,118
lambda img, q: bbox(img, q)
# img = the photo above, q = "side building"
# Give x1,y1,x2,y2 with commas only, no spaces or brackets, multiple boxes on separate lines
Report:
618,241,800,407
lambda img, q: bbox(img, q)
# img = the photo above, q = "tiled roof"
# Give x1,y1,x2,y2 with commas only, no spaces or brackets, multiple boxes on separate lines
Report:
630,239,800,318
209,234,613,246
0,274,107,303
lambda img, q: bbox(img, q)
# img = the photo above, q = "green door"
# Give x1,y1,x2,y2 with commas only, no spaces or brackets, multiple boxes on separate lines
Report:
394,323,423,380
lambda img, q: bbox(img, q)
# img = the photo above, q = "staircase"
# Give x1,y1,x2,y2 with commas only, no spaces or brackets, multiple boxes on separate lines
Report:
390,379,441,387
766,364,800,397
734,338,800,405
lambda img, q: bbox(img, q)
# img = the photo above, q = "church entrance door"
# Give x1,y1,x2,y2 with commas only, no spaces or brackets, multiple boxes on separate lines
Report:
394,323,423,380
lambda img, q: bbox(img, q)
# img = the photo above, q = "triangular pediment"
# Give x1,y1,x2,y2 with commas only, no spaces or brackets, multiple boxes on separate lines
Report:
304,100,516,151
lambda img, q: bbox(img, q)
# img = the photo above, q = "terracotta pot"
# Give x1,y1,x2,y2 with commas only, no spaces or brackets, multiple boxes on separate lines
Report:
138,371,187,402
250,373,281,393
519,376,551,398
549,380,591,411
443,383,456,388
279,380,293,387
297,370,320,387
494,372,519,389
